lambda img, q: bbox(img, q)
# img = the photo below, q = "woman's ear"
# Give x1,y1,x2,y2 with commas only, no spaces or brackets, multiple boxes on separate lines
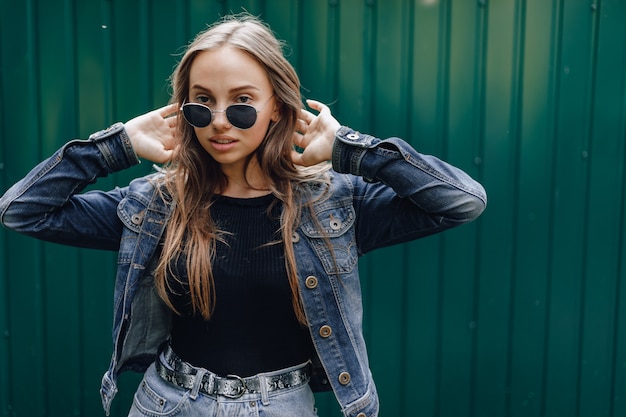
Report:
271,99,281,122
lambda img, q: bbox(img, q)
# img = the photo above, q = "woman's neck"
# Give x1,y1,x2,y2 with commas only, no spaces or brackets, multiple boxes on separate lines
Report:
220,160,271,198
221,183,271,198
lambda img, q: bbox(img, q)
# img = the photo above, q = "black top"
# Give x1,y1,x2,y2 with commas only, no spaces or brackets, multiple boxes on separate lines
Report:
167,193,314,377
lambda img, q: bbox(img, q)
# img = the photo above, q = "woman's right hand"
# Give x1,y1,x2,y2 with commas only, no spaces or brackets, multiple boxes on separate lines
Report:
124,103,179,164
291,100,341,166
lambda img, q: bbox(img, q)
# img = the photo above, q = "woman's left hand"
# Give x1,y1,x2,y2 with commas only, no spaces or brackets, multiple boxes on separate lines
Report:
125,103,179,164
291,100,341,166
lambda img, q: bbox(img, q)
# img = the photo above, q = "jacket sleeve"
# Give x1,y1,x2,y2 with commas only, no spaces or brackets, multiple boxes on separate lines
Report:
331,126,487,254
0,123,141,250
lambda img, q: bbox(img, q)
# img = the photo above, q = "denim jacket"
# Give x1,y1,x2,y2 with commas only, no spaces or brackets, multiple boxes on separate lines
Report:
0,123,486,417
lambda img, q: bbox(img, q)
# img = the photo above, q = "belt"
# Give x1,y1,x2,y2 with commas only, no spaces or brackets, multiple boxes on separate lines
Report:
155,344,312,399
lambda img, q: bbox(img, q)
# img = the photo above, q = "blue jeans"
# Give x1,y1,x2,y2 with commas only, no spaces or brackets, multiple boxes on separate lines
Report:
128,361,319,417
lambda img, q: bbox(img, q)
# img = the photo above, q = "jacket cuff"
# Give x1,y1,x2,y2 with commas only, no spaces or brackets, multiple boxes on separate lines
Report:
89,122,141,172
331,126,380,176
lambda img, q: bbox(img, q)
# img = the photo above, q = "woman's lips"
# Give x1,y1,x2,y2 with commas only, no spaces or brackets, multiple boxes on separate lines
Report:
208,135,238,151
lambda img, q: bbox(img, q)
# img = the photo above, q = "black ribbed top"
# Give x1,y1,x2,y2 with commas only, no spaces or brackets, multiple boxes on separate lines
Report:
167,193,314,377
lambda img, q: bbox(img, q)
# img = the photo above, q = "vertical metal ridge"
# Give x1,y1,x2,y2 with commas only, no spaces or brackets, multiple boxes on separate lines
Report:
326,0,340,102
0,1,9,406
27,0,42,159
108,0,122,119
506,0,527,415
177,0,190,57
68,0,79,134
139,0,153,108
470,1,490,416
67,2,83,411
400,0,414,137
575,1,602,415
0,0,9,409
0,2,8,411
363,0,376,133
609,4,626,415
542,0,564,415
399,0,415,414
101,0,113,122
27,0,47,415
437,0,451,160
359,0,376,349
435,3,452,415
293,1,304,76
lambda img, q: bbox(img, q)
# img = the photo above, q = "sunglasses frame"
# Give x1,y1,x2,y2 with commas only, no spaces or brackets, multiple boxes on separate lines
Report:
180,95,274,130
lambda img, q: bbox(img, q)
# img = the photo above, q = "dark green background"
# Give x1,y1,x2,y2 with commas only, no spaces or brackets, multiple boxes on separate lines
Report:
1,0,626,416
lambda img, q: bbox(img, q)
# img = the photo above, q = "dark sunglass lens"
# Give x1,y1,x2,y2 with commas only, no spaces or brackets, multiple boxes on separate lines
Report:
226,105,257,129
183,104,212,127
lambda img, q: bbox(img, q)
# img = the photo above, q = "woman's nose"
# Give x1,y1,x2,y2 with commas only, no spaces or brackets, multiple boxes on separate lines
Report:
210,109,231,129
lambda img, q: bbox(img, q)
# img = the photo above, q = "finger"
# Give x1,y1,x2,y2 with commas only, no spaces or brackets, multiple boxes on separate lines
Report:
306,99,327,113
159,148,175,163
167,115,178,128
160,103,180,118
292,131,306,148
299,108,316,122
295,119,308,134
290,150,305,166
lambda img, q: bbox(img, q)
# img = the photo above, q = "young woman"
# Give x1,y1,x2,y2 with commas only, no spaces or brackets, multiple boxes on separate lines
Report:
0,14,486,417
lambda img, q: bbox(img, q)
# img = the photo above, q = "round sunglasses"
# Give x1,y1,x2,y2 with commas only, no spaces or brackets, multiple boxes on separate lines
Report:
180,96,273,130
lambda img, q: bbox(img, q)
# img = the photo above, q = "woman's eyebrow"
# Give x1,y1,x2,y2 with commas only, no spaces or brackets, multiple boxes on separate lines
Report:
189,84,211,93
189,84,261,93
229,85,261,93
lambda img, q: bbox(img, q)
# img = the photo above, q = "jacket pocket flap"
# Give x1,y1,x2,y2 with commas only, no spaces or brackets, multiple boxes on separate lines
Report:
300,197,355,238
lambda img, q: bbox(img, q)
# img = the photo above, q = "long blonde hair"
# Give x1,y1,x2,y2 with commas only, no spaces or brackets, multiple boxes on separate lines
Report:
155,14,329,324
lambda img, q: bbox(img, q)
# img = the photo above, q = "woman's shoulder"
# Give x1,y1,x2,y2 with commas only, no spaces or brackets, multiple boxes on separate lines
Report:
127,172,164,193
123,172,171,205
297,168,356,204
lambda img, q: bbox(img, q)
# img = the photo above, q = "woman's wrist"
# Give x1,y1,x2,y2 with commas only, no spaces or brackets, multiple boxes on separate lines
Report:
89,122,141,172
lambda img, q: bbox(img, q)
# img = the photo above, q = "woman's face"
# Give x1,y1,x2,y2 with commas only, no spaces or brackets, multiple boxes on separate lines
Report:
185,46,278,175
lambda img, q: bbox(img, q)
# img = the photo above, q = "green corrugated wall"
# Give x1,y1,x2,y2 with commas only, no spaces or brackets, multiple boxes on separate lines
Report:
1,0,626,416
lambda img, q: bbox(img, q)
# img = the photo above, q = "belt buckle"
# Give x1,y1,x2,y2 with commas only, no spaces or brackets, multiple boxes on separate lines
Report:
223,374,247,399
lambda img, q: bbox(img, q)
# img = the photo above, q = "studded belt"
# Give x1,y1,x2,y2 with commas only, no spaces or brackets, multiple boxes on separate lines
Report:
155,344,312,399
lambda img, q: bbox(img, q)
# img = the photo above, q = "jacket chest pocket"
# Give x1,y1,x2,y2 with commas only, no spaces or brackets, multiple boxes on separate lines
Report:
117,194,150,264
300,198,358,275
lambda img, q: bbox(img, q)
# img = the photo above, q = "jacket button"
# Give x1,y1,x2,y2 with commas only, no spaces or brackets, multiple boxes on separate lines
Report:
329,214,342,230
346,133,359,140
305,276,318,289
292,232,300,243
356,413,367,417
319,325,332,338
338,372,351,385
